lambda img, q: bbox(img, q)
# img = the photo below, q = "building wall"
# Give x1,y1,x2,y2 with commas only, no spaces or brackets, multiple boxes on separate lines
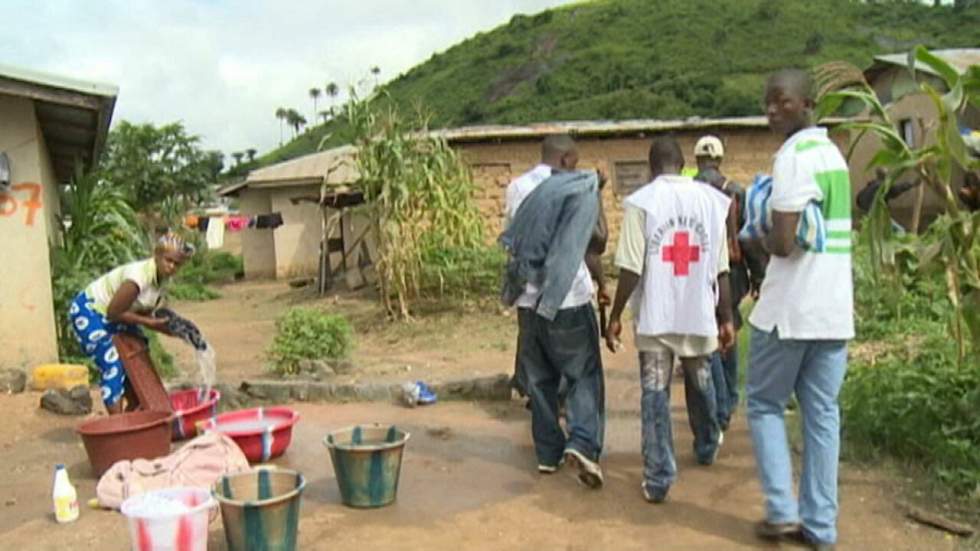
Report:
0,94,59,368
270,186,323,279
238,189,277,278
458,128,789,245
847,91,974,229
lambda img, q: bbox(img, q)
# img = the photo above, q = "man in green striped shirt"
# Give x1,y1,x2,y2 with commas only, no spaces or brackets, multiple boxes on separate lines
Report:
745,68,853,551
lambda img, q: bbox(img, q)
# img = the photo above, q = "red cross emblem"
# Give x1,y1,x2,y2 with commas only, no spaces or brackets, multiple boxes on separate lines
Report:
662,231,701,276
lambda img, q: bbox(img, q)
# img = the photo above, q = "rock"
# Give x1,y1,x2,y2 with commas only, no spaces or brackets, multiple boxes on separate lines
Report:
40,386,92,415
239,380,292,403
0,369,27,394
354,383,392,402
329,359,356,374
4,498,15,506
313,360,335,376
297,359,315,373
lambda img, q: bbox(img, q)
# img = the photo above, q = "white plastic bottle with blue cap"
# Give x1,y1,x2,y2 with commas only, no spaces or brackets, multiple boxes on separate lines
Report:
52,464,79,523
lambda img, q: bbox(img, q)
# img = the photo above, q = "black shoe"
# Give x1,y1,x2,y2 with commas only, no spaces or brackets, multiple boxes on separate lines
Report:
754,520,802,541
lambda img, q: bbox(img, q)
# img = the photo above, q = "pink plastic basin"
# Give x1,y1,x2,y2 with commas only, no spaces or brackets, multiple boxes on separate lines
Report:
168,389,221,441
203,407,299,463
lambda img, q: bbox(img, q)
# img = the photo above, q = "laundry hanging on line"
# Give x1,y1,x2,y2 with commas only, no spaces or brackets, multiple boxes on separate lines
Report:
184,212,283,232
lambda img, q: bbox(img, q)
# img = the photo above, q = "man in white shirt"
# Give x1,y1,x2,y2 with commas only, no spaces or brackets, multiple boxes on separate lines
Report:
504,135,607,488
606,137,735,504
746,69,853,551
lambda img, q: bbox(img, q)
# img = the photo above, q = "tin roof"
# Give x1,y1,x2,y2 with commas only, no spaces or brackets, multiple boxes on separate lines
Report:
866,48,980,80
219,145,359,196
0,63,118,183
434,116,777,143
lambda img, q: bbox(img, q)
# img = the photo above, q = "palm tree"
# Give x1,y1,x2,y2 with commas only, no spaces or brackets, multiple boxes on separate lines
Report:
325,82,340,115
286,109,306,137
275,107,288,145
308,87,321,121
370,66,381,88
232,151,244,166
246,148,257,163
318,110,332,123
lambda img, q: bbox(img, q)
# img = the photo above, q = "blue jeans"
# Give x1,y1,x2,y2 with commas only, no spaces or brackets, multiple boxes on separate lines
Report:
639,348,719,493
710,343,740,430
746,326,847,545
519,305,604,466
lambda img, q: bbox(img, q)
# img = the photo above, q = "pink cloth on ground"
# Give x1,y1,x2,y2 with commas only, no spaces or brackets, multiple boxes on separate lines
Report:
96,431,250,510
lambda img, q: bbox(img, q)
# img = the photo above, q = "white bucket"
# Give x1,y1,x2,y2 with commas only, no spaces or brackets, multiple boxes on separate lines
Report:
120,487,215,551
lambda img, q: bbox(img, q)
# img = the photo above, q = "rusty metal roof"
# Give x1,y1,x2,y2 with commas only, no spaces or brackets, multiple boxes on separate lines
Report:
0,63,117,184
219,145,359,196
433,116,778,143
868,48,980,79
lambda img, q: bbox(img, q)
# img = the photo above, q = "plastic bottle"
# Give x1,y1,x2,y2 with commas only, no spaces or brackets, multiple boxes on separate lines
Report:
52,464,79,523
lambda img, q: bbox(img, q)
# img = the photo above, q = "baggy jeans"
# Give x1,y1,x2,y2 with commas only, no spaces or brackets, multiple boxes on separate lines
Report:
639,348,719,493
710,342,740,430
519,305,605,466
746,326,848,545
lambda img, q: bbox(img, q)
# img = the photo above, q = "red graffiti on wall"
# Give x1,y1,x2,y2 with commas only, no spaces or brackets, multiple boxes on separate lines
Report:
0,183,43,226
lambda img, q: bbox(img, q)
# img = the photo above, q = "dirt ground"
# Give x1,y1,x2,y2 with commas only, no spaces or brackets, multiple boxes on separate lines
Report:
0,279,970,550
159,280,517,386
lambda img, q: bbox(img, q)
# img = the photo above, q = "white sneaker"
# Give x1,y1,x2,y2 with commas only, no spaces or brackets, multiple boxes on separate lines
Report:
563,448,603,489
537,459,564,474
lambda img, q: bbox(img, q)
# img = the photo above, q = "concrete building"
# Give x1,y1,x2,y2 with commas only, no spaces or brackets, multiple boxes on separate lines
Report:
219,146,366,281
850,48,980,229
0,64,117,368
226,117,854,280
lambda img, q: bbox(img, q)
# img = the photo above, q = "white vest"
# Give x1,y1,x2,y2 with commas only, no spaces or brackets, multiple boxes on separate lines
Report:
626,175,730,337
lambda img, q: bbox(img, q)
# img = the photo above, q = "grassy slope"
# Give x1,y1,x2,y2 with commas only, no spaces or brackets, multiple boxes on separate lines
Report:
238,0,980,174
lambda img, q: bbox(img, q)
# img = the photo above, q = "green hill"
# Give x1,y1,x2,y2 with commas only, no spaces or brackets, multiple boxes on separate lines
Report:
238,0,980,174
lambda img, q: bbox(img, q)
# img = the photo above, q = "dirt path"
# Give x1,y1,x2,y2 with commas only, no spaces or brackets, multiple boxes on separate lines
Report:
160,280,516,385
0,332,960,550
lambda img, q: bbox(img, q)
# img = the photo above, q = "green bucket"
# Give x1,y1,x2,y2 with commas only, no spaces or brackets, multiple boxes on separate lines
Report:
323,424,410,508
212,468,305,551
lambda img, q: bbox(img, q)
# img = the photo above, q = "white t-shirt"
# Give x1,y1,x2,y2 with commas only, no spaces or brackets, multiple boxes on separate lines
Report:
749,127,855,340
85,258,163,315
505,164,595,310
615,176,730,355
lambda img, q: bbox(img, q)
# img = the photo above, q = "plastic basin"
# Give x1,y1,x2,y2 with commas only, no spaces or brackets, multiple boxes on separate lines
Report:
203,407,299,463
213,469,305,551
77,410,173,477
323,424,410,508
121,487,215,551
168,389,221,441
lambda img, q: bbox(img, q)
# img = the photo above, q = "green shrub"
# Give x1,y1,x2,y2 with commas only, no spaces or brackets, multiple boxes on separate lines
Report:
842,334,980,497
168,250,243,301
267,308,353,375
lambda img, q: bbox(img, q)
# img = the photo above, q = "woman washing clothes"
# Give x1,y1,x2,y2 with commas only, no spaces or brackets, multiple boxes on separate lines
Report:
68,233,194,414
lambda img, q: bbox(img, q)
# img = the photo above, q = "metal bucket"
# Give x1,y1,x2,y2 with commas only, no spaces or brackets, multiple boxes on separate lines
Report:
212,469,305,551
323,424,410,508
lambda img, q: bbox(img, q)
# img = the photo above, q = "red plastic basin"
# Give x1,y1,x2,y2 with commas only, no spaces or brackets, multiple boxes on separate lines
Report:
168,389,221,441
77,410,173,477
203,407,299,463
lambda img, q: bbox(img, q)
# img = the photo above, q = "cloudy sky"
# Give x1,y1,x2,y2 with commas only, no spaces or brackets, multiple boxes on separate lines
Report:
1,0,574,161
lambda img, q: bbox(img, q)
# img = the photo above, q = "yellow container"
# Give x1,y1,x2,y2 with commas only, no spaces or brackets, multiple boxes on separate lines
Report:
32,364,89,391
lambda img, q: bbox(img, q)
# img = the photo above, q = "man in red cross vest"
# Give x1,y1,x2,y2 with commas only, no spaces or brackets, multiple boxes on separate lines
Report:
606,136,735,503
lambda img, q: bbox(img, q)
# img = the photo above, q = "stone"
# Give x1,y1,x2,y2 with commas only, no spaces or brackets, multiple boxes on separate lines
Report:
329,359,356,374
472,374,512,401
240,380,292,403
0,369,27,394
354,383,392,402
312,360,335,376
40,385,92,415
297,359,316,373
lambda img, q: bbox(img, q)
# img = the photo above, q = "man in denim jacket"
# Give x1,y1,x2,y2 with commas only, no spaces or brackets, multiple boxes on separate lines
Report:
499,135,607,488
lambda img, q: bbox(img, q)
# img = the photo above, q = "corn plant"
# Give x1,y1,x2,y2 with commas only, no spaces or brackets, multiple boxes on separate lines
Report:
817,46,980,363
346,93,485,319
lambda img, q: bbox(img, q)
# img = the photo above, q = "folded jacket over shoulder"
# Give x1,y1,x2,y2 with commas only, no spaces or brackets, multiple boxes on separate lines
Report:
499,170,599,321
739,174,827,252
